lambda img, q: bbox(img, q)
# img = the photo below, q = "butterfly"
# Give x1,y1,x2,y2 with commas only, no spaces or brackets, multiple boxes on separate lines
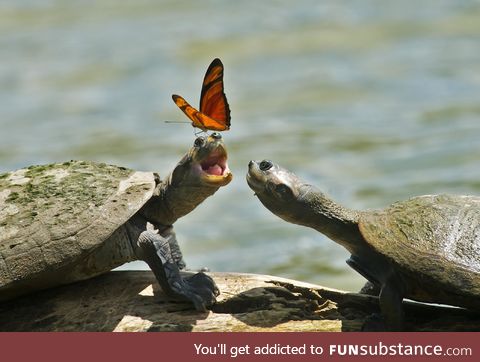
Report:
172,58,231,132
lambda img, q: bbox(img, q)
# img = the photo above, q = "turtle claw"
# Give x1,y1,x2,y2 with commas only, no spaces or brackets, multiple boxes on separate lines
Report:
171,272,219,311
184,272,219,296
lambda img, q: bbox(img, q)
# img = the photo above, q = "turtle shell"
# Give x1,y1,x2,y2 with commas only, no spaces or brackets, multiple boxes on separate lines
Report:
358,194,480,297
0,161,155,294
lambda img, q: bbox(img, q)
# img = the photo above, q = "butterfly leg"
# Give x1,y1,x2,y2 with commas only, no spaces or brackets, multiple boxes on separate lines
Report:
137,229,219,312
194,129,208,137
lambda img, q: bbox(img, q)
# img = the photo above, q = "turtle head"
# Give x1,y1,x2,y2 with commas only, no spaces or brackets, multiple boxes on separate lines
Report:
246,160,310,224
144,132,232,227
171,132,233,188
247,159,361,250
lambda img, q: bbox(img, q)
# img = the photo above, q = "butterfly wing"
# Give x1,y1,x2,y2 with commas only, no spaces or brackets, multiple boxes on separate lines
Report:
172,58,231,132
172,94,228,131
199,58,231,130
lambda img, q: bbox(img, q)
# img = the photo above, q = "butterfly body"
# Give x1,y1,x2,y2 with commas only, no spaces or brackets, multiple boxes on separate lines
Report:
172,58,231,132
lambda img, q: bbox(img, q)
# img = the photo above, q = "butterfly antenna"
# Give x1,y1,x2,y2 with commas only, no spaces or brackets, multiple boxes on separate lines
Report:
164,120,191,124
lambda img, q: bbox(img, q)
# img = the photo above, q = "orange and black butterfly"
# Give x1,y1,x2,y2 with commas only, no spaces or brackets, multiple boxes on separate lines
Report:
172,58,231,132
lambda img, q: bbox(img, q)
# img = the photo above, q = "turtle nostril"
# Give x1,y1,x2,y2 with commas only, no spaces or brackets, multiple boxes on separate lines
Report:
211,132,222,139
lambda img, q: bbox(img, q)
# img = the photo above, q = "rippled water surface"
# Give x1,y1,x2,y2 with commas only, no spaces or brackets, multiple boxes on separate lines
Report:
1,0,480,291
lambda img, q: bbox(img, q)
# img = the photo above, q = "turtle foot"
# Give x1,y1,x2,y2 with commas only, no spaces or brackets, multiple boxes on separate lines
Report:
362,313,405,331
138,230,219,312
359,281,380,296
171,272,220,311
361,313,386,331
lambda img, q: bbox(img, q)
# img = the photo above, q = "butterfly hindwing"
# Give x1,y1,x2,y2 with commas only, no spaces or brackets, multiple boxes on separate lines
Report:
172,94,228,131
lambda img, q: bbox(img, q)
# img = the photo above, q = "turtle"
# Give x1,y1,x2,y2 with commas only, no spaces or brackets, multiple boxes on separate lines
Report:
0,132,232,311
247,159,480,330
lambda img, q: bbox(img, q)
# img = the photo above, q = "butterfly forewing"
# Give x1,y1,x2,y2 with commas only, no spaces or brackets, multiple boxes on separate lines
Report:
199,58,231,130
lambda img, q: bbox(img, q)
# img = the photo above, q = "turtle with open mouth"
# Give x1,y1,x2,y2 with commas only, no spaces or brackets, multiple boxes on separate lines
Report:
0,132,232,311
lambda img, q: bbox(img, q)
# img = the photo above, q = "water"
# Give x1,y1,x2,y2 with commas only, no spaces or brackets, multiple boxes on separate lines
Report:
1,0,480,292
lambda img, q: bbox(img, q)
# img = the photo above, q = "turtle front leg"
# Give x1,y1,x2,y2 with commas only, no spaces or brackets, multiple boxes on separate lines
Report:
362,277,405,331
159,226,186,270
378,280,405,331
165,228,212,273
137,230,219,311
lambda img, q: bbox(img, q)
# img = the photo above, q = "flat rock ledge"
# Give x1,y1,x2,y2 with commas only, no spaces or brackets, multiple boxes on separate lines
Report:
1,271,479,332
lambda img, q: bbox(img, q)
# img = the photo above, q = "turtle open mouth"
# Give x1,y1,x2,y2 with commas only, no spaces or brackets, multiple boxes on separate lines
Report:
197,145,232,185
201,149,228,176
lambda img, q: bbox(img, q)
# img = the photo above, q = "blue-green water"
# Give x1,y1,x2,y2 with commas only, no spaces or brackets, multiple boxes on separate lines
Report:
1,0,480,291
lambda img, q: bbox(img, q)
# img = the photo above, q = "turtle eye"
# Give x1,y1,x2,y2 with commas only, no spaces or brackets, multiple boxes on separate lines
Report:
194,137,206,147
259,160,273,171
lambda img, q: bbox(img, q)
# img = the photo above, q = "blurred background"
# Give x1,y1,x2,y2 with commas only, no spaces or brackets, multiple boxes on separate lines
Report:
1,0,480,291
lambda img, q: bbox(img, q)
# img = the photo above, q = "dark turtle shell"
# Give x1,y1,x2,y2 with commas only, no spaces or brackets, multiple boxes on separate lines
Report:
359,194,480,296
0,161,155,293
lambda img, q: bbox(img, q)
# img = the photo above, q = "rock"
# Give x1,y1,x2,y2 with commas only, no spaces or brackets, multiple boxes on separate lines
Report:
0,271,479,332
